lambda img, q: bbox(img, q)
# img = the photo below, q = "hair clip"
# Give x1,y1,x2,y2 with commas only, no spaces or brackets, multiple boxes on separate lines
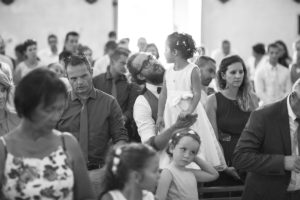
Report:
175,132,181,137
112,148,122,175
176,41,180,46
188,130,196,135
182,41,187,46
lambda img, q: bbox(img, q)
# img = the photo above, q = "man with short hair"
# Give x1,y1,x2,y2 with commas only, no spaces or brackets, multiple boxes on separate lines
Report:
254,43,291,105
0,35,14,72
233,79,300,200
290,38,300,84
38,34,59,65
194,56,216,106
128,52,197,168
57,55,128,193
211,40,233,68
63,31,79,54
93,41,118,77
93,47,140,141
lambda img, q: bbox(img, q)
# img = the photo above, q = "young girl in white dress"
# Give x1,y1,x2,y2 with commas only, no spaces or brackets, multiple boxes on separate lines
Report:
156,129,219,200
99,143,159,200
156,32,226,169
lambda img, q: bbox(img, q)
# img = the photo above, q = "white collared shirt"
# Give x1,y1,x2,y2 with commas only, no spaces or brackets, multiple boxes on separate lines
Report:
254,60,291,105
38,48,59,66
133,83,160,143
287,95,300,191
93,55,110,77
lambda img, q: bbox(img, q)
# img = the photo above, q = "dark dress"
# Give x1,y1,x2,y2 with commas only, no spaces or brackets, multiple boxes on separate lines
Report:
202,92,251,197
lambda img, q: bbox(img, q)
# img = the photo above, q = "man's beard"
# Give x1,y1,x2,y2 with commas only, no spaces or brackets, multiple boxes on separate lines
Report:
144,65,165,85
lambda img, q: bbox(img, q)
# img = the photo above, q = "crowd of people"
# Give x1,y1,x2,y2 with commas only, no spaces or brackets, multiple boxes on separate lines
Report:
0,29,299,200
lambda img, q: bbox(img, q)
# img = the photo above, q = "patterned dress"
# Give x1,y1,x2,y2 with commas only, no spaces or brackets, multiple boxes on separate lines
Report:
0,136,74,200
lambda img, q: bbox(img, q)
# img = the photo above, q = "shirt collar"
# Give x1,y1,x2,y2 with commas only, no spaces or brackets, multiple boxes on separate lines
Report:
287,95,297,121
145,83,161,98
71,87,97,101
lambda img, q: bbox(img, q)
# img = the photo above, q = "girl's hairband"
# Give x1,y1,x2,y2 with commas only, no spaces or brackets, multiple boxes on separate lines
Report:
112,147,122,175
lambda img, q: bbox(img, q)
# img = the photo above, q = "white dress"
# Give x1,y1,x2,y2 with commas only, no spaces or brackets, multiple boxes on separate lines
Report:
108,190,155,200
163,63,226,169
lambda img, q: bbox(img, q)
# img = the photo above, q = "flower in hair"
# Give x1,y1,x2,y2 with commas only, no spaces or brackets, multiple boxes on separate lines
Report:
112,148,122,175
188,130,196,135
182,41,187,46
176,41,180,46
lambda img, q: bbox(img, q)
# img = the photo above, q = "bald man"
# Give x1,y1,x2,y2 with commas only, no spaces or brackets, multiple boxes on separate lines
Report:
233,79,300,200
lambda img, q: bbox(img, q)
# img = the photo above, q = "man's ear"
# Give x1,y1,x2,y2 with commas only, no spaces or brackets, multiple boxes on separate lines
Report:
89,67,93,76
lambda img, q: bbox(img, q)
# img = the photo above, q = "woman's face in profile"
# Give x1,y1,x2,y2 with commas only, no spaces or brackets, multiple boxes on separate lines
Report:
30,94,66,131
0,84,7,110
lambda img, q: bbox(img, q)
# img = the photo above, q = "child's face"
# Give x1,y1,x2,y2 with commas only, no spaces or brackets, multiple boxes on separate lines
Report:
164,41,175,63
139,155,160,192
171,136,200,167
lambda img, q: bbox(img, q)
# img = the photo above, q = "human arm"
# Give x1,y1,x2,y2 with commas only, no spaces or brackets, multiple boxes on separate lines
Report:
148,114,197,150
183,67,202,115
232,110,286,175
156,75,167,131
99,193,113,200
155,169,173,200
190,156,219,182
110,98,129,144
64,133,96,200
205,94,219,139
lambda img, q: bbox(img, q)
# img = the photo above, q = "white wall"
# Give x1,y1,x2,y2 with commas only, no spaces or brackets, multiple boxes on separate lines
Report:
0,0,114,59
202,0,300,61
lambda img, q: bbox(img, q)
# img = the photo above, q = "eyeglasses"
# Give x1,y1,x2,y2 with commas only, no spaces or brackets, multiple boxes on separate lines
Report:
136,55,155,75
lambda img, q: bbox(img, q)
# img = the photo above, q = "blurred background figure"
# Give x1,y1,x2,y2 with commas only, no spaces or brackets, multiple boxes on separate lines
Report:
14,39,44,84
14,44,26,67
63,31,79,54
78,45,94,66
118,38,130,49
108,31,117,42
275,40,292,68
290,38,300,84
0,68,19,136
246,43,266,84
137,37,147,52
144,43,160,59
93,41,118,77
38,34,59,66
0,35,14,72
211,40,234,68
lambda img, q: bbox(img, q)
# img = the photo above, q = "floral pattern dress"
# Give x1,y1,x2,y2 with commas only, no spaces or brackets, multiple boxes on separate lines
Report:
1,138,74,200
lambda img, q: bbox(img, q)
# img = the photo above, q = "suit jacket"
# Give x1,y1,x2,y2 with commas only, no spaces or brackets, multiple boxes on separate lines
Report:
232,97,298,200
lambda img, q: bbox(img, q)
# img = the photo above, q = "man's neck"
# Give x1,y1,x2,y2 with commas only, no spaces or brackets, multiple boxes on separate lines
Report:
50,46,57,54
75,88,93,102
109,66,119,79
269,60,277,67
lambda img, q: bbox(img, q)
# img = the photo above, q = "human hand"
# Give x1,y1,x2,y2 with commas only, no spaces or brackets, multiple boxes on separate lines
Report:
179,110,192,118
224,167,241,180
174,113,197,129
284,156,300,173
155,116,165,133
122,115,128,125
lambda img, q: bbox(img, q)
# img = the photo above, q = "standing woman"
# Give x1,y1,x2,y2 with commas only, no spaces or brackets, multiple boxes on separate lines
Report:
0,69,19,136
14,39,44,84
205,55,258,185
0,69,95,199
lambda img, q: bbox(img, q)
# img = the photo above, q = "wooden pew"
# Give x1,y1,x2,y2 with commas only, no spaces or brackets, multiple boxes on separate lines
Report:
198,185,244,200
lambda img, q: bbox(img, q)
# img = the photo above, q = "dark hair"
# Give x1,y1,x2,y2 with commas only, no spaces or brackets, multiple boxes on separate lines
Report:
104,41,118,54
100,143,157,197
15,43,25,55
252,43,265,55
59,51,73,63
267,43,279,52
65,54,91,72
145,43,160,59
275,40,291,67
23,39,37,52
222,40,230,45
195,56,216,68
48,34,57,41
166,32,196,60
217,55,254,111
64,31,79,44
14,68,67,120
108,31,116,38
110,47,130,62
166,129,201,157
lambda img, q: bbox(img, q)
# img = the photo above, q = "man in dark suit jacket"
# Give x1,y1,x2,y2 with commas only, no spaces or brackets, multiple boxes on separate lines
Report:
233,79,300,200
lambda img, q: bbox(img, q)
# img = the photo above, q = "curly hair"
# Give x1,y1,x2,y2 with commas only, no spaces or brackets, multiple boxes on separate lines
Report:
166,32,196,60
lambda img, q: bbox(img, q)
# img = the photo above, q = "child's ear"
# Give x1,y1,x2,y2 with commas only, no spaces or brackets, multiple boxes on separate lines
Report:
221,72,226,80
172,49,178,56
169,143,175,154
131,170,143,184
